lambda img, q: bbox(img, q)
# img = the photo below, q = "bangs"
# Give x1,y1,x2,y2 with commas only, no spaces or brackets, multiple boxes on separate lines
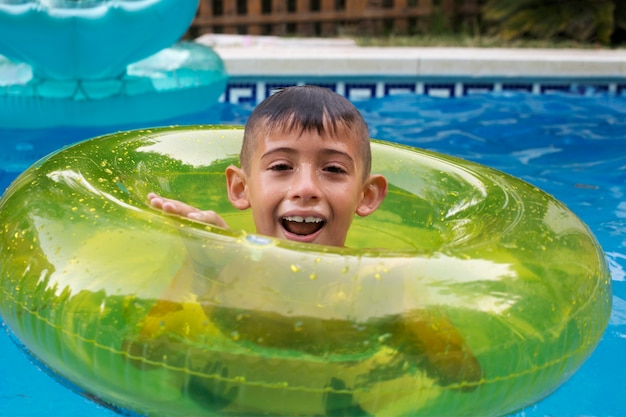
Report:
264,109,360,139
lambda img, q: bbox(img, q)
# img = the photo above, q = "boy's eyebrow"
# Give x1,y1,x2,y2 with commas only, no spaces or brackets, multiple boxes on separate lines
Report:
260,146,297,158
261,146,356,164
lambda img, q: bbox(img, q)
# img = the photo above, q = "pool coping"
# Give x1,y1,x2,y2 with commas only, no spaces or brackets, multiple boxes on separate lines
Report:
199,34,626,80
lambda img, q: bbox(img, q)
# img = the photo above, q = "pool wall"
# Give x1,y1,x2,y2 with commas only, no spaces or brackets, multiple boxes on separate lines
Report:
199,34,626,103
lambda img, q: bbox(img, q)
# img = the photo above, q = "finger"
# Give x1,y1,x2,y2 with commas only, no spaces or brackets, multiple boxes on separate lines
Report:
149,195,194,217
188,211,229,229
147,192,166,209
162,200,198,217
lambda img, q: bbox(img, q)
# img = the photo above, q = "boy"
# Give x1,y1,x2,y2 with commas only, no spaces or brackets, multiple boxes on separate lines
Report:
142,86,482,410
149,85,388,247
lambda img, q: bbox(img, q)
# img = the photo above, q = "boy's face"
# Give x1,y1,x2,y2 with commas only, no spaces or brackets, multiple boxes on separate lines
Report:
226,128,387,247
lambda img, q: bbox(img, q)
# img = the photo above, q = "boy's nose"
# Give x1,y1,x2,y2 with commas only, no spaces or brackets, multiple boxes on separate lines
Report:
288,165,320,201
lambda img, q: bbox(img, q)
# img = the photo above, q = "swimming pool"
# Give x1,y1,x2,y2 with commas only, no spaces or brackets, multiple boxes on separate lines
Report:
0,90,624,416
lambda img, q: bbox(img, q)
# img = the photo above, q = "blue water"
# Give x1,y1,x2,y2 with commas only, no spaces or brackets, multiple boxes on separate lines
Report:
0,91,624,416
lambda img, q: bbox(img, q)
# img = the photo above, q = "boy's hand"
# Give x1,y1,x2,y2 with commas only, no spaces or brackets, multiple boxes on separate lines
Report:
148,192,229,229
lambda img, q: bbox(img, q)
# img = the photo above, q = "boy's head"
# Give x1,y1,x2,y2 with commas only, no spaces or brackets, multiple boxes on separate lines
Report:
226,85,387,247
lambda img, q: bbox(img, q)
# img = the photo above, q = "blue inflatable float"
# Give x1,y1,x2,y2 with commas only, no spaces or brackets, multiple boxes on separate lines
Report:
0,0,228,128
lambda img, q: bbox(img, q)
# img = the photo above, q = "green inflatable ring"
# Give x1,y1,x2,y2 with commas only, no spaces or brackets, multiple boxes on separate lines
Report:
0,126,611,416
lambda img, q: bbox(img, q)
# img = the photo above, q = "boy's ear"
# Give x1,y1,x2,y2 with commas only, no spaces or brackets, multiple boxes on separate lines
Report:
226,165,251,210
356,174,388,217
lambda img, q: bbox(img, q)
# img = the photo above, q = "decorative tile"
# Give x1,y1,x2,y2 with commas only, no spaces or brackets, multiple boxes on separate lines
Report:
501,83,533,93
570,84,610,95
424,83,456,98
224,78,626,103
384,83,417,96
345,83,377,101
463,83,495,95
540,84,570,94
224,83,256,104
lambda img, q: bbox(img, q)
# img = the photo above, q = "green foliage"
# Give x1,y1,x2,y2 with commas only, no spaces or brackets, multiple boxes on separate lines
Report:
483,0,620,45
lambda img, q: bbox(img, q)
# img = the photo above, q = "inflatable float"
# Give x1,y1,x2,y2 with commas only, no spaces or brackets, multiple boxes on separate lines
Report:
0,126,611,416
0,0,227,128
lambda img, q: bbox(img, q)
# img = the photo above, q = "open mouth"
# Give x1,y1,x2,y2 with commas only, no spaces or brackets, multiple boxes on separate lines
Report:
282,215,325,236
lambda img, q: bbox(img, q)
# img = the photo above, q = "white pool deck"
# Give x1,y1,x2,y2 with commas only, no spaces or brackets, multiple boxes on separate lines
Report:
199,34,626,80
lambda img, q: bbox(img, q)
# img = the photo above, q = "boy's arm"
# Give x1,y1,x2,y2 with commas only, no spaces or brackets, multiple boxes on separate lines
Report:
148,192,229,229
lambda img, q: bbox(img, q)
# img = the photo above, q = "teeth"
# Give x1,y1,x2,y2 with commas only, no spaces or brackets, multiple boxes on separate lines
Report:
284,216,323,223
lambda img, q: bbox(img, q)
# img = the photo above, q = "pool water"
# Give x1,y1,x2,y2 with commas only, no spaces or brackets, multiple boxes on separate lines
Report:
0,91,624,416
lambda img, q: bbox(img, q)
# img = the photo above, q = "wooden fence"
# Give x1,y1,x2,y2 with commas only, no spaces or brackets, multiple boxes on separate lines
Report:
188,0,482,38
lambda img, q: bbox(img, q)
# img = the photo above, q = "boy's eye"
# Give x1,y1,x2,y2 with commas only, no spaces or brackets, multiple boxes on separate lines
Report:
324,165,347,174
269,163,291,171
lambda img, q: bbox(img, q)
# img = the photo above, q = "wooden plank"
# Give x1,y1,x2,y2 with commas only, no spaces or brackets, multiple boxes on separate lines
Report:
296,0,315,36
394,0,409,34
223,0,238,34
190,0,213,35
345,0,368,18
416,0,433,32
271,0,288,35
365,0,384,35
320,0,336,36
247,0,263,35
197,0,213,19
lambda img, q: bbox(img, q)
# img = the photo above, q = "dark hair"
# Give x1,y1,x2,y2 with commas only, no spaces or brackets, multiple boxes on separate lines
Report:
240,85,371,178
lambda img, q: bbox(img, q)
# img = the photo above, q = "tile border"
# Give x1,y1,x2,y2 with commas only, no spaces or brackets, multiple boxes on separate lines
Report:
222,77,626,104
